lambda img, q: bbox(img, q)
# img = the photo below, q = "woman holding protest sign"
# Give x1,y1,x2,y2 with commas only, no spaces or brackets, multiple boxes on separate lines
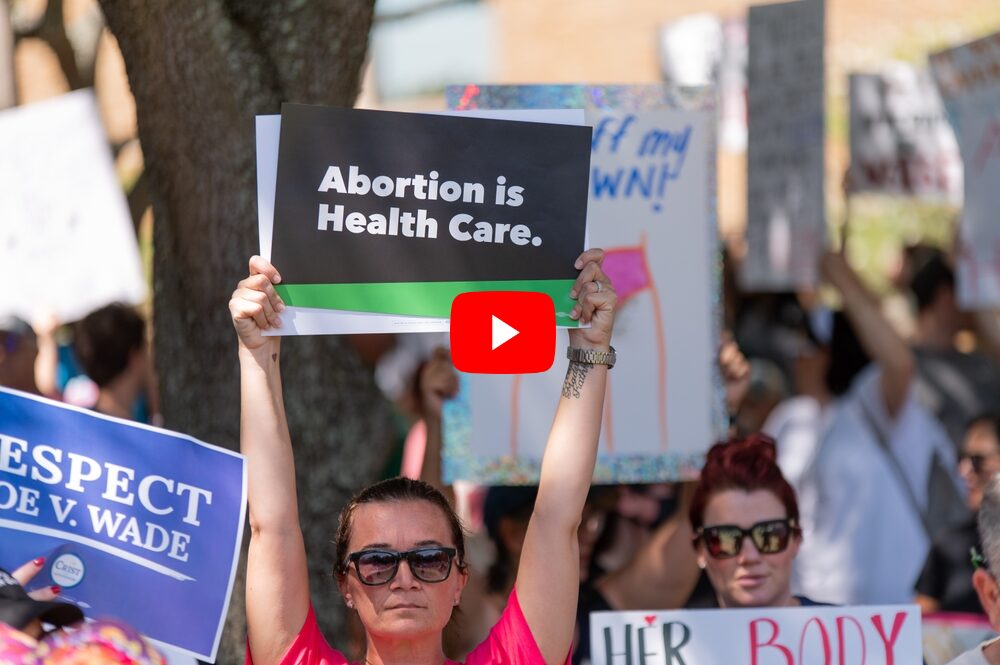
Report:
231,250,616,665
689,433,829,609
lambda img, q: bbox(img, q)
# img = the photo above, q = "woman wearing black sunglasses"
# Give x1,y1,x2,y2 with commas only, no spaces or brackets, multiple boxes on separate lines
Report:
689,434,828,609
230,251,616,665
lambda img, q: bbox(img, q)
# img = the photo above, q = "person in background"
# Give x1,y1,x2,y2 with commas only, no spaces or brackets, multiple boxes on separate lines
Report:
771,251,961,605
72,303,157,423
0,316,40,394
945,475,1000,664
908,253,1000,451
411,331,750,662
916,413,1000,615
689,434,828,608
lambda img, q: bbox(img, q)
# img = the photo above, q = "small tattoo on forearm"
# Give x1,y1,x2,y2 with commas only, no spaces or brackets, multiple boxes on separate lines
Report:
562,361,591,399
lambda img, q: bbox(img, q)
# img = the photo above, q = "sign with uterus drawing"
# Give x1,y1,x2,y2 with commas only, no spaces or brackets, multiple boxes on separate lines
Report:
442,85,724,484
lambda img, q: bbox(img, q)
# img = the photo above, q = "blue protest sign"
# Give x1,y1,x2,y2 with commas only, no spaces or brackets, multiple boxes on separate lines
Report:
0,388,247,662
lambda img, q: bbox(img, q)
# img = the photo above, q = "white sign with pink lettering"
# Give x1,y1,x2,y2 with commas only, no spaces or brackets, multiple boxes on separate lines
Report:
590,605,921,665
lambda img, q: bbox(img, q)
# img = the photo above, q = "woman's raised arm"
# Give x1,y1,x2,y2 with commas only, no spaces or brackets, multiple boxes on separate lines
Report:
230,256,309,665
516,248,616,664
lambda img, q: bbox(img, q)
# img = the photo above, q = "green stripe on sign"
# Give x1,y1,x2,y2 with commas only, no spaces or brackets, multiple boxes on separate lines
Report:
275,279,580,325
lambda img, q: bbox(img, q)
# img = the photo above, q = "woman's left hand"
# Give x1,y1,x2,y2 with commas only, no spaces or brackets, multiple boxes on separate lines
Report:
12,557,59,601
418,347,459,420
567,248,616,351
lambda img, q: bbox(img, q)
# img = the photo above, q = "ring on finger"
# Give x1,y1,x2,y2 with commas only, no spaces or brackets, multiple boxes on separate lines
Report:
594,280,603,293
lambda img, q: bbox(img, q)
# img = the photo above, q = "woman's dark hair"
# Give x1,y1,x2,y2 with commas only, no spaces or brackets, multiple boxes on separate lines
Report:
966,412,1000,441
334,477,466,580
482,485,538,594
689,433,799,532
909,252,954,313
73,303,145,387
825,311,870,398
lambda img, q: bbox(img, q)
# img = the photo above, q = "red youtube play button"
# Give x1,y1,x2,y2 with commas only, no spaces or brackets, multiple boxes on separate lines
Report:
450,292,556,374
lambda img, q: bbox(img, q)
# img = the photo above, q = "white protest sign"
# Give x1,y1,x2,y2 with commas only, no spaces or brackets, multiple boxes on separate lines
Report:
254,108,586,335
929,30,1000,119
930,31,1000,309
659,13,748,153
743,0,825,291
590,605,922,665
443,100,722,483
956,243,1000,310
958,99,1000,310
848,64,962,202
0,89,146,323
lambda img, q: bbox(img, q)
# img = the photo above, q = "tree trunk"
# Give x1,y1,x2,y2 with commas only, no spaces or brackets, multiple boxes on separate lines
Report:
0,0,14,108
97,2,390,663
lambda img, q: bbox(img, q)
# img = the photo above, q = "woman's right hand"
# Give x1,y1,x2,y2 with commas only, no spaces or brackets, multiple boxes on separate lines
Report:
229,256,285,352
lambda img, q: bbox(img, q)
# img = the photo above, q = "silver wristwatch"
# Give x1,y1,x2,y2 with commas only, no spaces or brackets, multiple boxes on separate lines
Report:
566,345,616,369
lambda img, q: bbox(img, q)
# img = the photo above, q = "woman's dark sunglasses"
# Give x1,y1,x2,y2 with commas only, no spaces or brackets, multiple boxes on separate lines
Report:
346,547,457,586
696,518,800,559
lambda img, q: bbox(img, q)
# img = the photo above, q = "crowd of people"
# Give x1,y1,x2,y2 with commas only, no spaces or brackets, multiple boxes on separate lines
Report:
4,238,1000,664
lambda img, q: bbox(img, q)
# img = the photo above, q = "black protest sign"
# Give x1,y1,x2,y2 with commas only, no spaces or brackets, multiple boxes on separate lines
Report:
271,105,592,319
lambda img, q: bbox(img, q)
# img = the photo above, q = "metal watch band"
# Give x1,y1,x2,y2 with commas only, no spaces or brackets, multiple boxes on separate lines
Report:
566,345,616,369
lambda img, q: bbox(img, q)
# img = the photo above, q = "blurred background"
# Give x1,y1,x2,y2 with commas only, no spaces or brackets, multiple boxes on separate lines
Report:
9,0,1000,288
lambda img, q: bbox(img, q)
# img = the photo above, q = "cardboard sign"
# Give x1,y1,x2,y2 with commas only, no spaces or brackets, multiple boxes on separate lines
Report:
442,85,723,484
930,32,1000,309
743,0,826,291
848,64,962,202
0,388,247,662
269,104,592,322
590,605,922,665
0,90,146,323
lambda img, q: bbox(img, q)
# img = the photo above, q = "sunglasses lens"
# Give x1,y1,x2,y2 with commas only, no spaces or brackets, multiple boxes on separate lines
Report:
409,548,453,582
356,551,398,585
751,521,791,554
703,527,742,558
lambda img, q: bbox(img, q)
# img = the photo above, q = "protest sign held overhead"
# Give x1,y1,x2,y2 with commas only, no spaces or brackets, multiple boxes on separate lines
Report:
929,31,1000,108
256,109,587,336
930,31,1000,309
848,64,962,202
0,388,247,662
743,0,826,291
0,90,146,323
269,104,592,323
443,84,723,484
589,605,922,665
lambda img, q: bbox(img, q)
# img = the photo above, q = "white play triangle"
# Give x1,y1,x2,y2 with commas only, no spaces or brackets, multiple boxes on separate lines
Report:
491,315,519,350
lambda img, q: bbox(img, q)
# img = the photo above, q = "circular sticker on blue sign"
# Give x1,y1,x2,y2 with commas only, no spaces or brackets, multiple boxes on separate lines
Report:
51,554,85,588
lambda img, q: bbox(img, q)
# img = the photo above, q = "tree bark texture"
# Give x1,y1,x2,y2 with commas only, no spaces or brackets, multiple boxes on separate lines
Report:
0,0,14,108
96,2,390,662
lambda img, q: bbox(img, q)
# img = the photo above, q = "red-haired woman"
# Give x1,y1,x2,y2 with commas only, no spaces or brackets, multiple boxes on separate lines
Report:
230,251,616,665
689,434,828,608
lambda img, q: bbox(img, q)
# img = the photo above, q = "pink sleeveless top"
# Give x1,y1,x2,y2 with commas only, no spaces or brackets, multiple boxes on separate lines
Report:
246,588,565,665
